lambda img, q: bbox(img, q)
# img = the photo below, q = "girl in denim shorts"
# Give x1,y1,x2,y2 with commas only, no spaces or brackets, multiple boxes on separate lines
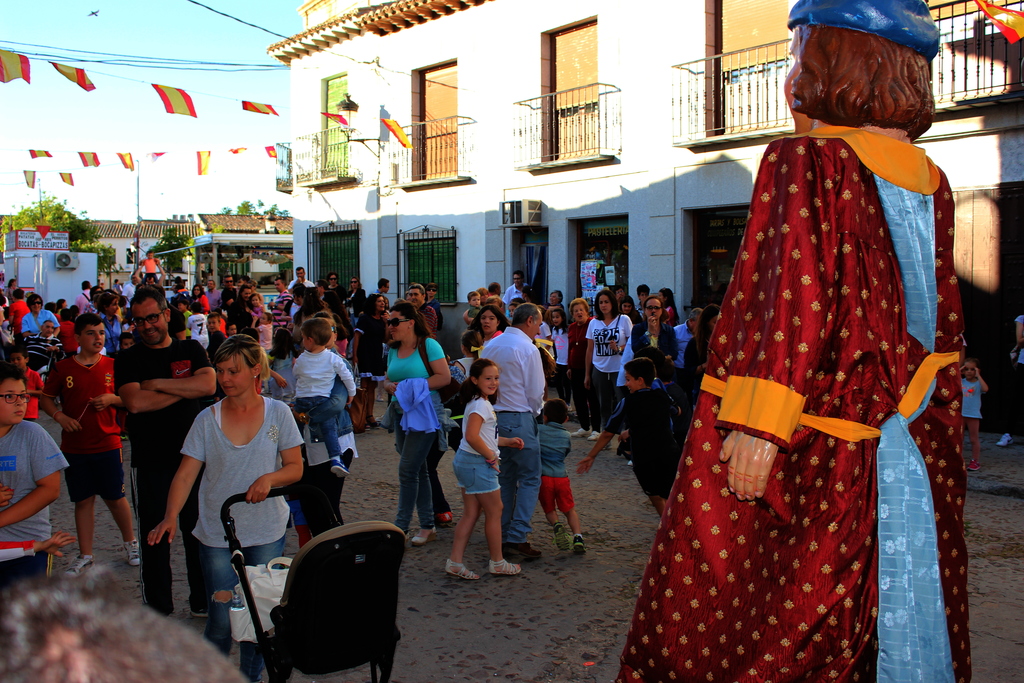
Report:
445,359,525,579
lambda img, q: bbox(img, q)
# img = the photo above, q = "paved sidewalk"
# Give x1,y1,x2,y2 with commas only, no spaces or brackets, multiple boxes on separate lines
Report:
36,412,1024,682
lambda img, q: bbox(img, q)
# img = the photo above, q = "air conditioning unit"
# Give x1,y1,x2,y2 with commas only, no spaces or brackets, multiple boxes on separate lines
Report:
55,252,79,270
500,200,542,227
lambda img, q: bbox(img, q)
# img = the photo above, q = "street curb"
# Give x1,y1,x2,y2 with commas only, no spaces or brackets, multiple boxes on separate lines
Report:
967,477,1024,500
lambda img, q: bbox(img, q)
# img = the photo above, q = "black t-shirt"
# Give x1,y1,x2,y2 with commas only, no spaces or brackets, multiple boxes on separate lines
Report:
169,308,186,337
114,338,211,468
220,287,237,311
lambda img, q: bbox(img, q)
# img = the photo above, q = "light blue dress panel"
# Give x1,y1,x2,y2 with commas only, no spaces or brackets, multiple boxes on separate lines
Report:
874,177,953,683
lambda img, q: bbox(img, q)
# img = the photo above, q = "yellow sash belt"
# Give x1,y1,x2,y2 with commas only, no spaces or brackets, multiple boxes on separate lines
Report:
700,351,960,443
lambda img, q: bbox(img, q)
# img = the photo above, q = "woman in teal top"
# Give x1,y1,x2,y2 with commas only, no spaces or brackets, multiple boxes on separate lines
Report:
381,301,452,546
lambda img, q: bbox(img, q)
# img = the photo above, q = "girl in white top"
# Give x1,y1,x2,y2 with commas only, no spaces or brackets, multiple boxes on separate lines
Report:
584,288,632,434
548,307,571,404
446,358,525,580
186,302,208,349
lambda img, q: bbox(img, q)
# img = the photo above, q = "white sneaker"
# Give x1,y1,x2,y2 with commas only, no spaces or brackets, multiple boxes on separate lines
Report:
66,555,94,576
124,540,141,566
587,431,601,441
997,433,1014,447
571,428,589,438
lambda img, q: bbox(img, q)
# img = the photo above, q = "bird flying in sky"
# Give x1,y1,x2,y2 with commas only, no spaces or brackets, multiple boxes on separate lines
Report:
88,10,99,16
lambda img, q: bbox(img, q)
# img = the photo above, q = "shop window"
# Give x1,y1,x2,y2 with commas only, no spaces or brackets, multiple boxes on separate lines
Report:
399,227,457,303
578,216,627,301
693,207,747,306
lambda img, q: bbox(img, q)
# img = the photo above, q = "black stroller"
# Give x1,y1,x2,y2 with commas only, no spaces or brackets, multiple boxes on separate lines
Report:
220,485,405,683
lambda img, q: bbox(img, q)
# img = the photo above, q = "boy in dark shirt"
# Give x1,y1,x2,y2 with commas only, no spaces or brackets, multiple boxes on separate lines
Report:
577,357,680,515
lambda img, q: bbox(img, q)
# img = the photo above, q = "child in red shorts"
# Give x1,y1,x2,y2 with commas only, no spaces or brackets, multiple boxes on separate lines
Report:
537,399,585,553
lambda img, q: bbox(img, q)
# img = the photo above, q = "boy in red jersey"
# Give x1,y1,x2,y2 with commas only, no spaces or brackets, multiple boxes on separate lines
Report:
40,313,138,576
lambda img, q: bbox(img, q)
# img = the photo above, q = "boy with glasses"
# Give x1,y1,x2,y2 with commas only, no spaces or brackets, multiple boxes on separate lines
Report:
0,360,69,588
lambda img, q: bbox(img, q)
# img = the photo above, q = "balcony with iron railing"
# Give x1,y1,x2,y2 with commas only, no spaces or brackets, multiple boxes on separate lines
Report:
673,0,1024,146
513,84,622,171
385,116,475,189
293,127,357,187
275,142,292,193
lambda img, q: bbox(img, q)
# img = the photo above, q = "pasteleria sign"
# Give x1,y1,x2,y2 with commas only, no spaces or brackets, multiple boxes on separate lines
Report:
4,227,71,251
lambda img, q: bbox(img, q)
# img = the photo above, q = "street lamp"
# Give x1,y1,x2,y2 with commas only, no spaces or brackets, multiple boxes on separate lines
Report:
337,94,359,116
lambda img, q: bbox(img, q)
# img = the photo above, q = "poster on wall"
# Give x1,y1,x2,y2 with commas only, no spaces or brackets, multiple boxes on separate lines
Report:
580,260,600,302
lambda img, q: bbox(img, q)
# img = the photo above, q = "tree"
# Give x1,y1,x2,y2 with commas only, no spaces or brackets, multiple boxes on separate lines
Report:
215,200,288,218
151,225,193,270
76,241,117,274
236,200,257,215
4,194,98,244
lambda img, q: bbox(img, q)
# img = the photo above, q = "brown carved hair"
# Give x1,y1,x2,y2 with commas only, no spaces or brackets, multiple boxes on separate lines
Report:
789,24,934,140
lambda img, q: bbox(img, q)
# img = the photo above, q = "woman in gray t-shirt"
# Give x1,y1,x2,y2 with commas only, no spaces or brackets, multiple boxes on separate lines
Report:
147,335,303,683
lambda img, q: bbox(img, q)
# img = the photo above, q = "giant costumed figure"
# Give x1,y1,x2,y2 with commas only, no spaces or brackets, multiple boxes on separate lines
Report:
618,1,970,681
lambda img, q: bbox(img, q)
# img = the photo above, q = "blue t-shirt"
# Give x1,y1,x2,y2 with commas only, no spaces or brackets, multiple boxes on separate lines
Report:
0,421,67,544
961,378,983,419
538,422,571,478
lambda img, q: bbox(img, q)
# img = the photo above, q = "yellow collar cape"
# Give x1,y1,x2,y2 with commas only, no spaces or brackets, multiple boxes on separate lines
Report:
788,125,940,195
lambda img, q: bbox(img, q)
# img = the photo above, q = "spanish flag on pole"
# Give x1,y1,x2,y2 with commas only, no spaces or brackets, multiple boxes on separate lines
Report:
197,151,211,176
50,62,96,91
24,171,35,189
117,153,135,171
60,173,74,186
0,49,30,83
29,150,52,159
975,0,1024,42
152,84,198,117
381,119,412,148
265,146,278,158
79,152,100,167
242,101,278,116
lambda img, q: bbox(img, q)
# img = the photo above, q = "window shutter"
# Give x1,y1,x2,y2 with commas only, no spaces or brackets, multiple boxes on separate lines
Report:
554,21,597,91
722,0,789,53
423,63,458,121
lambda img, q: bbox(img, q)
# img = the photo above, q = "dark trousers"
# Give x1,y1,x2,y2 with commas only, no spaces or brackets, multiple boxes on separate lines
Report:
427,446,451,516
1005,363,1024,436
569,367,601,432
130,460,205,615
298,447,349,525
553,364,572,406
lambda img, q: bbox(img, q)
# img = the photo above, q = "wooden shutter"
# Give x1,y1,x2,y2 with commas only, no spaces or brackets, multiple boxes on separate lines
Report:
553,21,597,91
418,62,458,179
722,0,789,53
423,62,458,121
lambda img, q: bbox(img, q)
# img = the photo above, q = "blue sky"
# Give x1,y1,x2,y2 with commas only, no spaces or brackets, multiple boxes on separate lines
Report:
0,1,302,222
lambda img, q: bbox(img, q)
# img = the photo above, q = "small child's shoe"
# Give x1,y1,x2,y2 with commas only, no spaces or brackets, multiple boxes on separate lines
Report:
66,555,94,576
445,559,480,580
435,511,455,528
330,457,350,477
572,534,587,554
293,409,310,425
488,558,521,575
124,539,141,566
552,522,572,551
967,460,980,472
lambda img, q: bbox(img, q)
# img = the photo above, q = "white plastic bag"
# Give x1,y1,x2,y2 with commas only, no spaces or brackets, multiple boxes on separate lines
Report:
228,555,291,643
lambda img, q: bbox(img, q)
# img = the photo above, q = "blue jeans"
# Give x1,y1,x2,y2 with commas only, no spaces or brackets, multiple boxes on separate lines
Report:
394,425,438,531
197,535,286,683
0,553,48,591
495,411,541,544
295,395,341,459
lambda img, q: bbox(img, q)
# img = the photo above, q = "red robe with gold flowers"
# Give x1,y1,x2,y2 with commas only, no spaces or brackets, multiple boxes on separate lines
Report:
618,130,970,683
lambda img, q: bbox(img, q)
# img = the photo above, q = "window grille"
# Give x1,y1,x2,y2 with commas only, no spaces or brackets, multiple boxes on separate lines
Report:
398,226,457,303
308,222,360,282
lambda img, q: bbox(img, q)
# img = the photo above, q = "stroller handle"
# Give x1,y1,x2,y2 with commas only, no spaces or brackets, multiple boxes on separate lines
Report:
220,485,340,552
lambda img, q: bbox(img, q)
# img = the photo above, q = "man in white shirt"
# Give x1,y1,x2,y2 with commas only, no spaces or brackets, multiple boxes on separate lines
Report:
287,266,307,291
121,272,140,305
501,270,526,308
480,303,546,557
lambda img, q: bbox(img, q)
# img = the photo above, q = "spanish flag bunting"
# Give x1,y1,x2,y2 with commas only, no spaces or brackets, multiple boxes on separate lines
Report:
78,152,100,167
24,171,35,189
147,152,166,163
117,152,135,171
29,150,52,159
381,119,412,148
197,151,210,176
975,0,1024,42
242,101,278,116
322,112,349,127
0,49,30,84
152,84,197,117
50,62,96,92
229,148,247,154
265,146,277,158
60,172,74,186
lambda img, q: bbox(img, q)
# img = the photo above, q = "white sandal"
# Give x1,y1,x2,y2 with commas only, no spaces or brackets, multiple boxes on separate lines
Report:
488,558,521,576
445,559,480,580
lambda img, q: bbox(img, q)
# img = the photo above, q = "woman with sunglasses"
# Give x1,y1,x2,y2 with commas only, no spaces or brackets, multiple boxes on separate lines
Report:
18,295,59,341
381,302,454,546
347,276,366,319
629,293,677,362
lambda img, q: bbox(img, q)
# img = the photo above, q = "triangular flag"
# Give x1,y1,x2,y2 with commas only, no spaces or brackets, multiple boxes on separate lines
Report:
242,101,278,116
322,112,349,126
265,146,278,158
152,84,197,117
148,152,166,163
29,150,52,159
974,0,1024,42
78,152,100,167
60,172,74,186
24,171,35,188
229,148,247,154
0,49,30,84
50,62,96,91
197,151,210,176
381,119,413,149
117,152,135,171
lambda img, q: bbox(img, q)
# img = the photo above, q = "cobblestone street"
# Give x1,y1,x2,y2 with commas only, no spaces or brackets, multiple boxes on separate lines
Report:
38,414,1024,682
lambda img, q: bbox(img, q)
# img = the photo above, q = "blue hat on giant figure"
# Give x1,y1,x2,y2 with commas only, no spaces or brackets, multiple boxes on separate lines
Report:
788,0,940,61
